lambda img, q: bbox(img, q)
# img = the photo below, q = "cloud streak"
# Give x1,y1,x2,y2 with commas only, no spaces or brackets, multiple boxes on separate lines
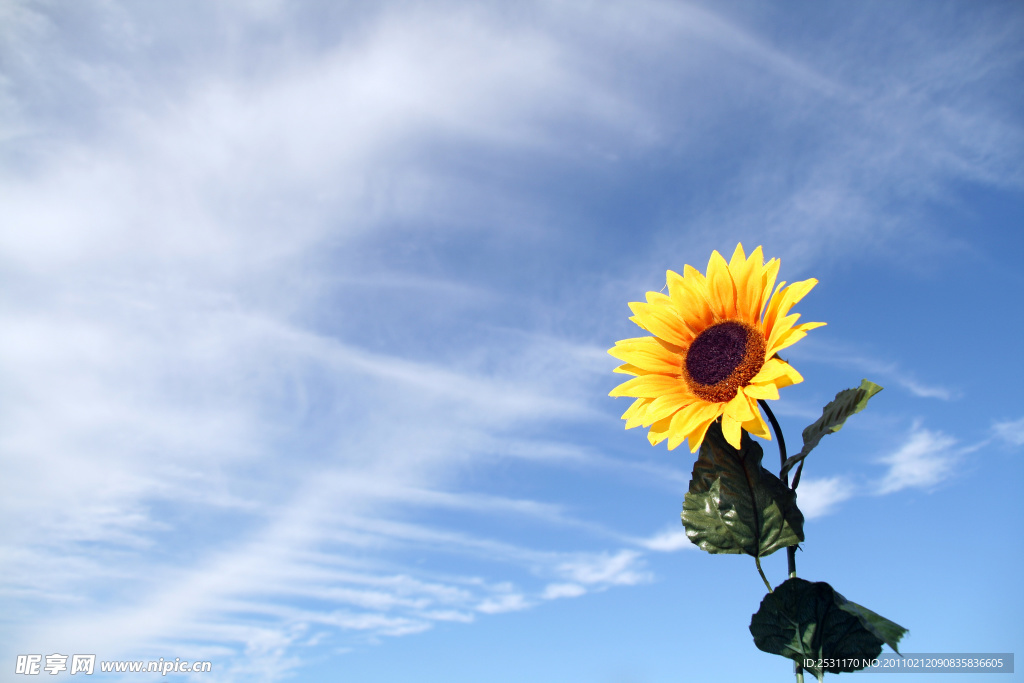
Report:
993,417,1024,447
874,424,958,496
787,339,957,401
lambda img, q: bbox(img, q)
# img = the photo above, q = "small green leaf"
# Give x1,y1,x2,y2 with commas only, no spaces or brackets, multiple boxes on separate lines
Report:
749,578,907,680
681,421,804,557
781,379,883,478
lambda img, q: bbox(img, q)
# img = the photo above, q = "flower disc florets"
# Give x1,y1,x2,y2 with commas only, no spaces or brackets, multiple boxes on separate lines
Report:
684,320,766,403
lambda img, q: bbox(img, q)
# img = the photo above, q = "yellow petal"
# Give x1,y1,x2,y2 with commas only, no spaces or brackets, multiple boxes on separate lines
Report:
722,412,743,449
628,301,691,347
655,402,704,450
768,328,807,356
724,391,757,423
686,415,719,452
667,402,721,451
666,269,684,290
706,249,738,320
768,319,825,357
741,249,765,327
611,335,684,354
757,258,781,320
612,363,643,376
731,244,764,326
764,278,818,341
622,398,651,429
671,274,717,335
742,413,772,440
767,312,802,355
775,365,803,388
750,357,802,387
609,374,686,398
645,290,672,306
647,416,672,446
641,392,695,427
682,263,709,288
762,280,786,329
609,337,683,375
728,243,748,266
669,264,716,328
666,425,688,451
743,382,780,401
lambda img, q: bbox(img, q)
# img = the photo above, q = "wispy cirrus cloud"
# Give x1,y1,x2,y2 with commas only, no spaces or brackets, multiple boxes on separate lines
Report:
874,423,958,495
789,424,961,519
992,416,1024,447
795,476,857,520
635,527,695,553
786,339,957,401
643,3,1024,277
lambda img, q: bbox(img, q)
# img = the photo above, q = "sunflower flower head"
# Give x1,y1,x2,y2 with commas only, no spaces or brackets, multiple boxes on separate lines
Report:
609,244,825,452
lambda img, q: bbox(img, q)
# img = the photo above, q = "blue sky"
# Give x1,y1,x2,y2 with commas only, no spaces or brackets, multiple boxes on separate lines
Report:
2,1,1023,681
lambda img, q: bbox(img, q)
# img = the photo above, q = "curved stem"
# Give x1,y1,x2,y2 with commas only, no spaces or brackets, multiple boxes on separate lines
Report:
758,400,803,683
792,461,805,491
758,399,788,482
755,556,773,593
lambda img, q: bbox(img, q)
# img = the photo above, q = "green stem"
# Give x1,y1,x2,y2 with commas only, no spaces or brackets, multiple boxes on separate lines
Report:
755,556,773,593
758,399,788,483
759,400,803,683
792,460,805,490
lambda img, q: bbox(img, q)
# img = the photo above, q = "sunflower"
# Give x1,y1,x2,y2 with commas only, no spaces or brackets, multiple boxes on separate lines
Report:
609,244,825,452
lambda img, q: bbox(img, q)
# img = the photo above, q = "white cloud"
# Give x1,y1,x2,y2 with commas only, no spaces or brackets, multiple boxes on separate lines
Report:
795,476,857,520
555,550,651,587
993,417,1024,447
897,378,956,401
635,527,694,552
420,610,475,623
542,583,587,600
323,613,432,637
476,593,532,615
875,425,957,495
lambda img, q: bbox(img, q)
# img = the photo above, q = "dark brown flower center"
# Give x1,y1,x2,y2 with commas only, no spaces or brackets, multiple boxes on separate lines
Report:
685,321,748,385
684,320,766,403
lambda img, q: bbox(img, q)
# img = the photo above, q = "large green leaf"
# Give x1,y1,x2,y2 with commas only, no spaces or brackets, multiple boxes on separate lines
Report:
835,596,906,654
681,421,803,557
749,578,907,681
781,380,883,478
